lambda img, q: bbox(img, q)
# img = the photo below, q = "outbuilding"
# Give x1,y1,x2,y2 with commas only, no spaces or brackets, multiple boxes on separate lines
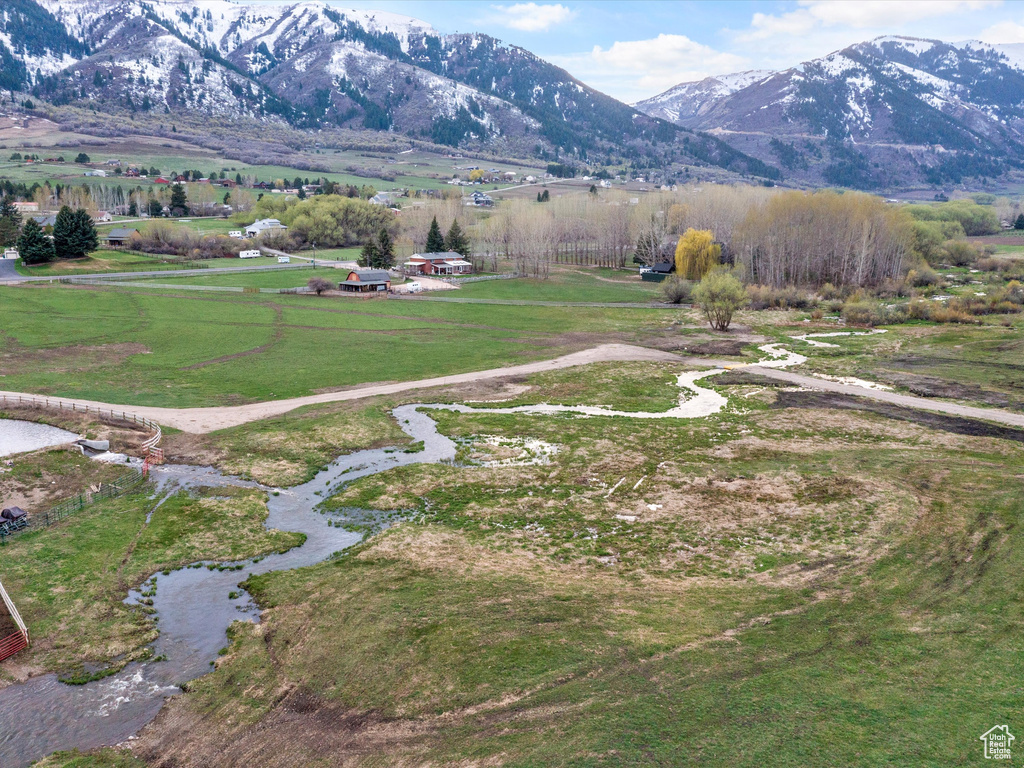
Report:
104,228,138,247
339,269,391,293
239,249,261,259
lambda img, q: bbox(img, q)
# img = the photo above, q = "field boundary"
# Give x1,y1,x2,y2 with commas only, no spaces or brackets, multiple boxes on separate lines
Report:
32,470,146,529
0,578,29,662
0,393,162,451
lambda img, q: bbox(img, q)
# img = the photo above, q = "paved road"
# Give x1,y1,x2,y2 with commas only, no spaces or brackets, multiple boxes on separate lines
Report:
393,295,675,309
3,262,318,284
0,260,19,280
2,344,1022,433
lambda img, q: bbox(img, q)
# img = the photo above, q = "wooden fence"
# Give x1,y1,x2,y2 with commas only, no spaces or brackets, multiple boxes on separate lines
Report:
0,393,162,452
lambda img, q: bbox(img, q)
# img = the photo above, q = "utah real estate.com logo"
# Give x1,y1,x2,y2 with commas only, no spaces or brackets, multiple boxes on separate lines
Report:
980,725,1014,760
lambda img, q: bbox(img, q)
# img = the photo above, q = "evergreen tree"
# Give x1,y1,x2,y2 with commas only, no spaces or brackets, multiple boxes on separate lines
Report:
169,183,189,217
426,216,445,252
0,195,22,247
360,240,379,267
444,219,470,256
16,218,54,264
148,198,164,218
375,227,395,268
53,206,98,259
1015,213,1024,230
52,205,76,258
73,208,98,255
74,152,90,164
127,200,138,217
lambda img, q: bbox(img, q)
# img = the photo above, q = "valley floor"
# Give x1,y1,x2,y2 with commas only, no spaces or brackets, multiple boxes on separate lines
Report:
1,273,1022,767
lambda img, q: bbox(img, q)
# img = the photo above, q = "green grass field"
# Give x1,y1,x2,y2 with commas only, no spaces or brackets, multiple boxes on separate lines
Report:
0,282,668,406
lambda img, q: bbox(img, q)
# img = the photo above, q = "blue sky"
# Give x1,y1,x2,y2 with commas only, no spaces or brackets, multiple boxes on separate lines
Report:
318,1,1024,102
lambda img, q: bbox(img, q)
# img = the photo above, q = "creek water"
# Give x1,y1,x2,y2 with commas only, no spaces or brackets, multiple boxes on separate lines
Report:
0,420,80,458
0,345,815,767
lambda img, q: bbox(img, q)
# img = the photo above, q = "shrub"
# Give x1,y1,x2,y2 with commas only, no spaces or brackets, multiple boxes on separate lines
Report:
308,277,334,295
660,275,692,304
746,284,818,310
943,240,981,267
906,266,942,287
692,268,748,331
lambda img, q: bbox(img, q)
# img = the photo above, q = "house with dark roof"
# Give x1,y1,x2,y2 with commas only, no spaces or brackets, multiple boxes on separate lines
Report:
640,261,675,282
339,269,391,293
105,228,138,246
31,214,57,229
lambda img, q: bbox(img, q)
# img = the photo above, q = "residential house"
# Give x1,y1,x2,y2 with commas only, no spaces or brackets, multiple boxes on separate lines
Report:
31,214,57,229
402,252,473,276
368,192,391,206
244,219,287,238
93,210,113,223
104,228,138,246
465,191,493,207
640,261,674,283
339,269,391,293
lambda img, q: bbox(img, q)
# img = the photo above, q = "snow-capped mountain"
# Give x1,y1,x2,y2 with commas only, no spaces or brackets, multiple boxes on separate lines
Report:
636,36,1024,188
0,0,778,178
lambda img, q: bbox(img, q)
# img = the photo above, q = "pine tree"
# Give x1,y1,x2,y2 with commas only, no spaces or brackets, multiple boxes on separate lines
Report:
1015,213,1024,230
52,205,76,258
444,219,470,256
127,200,138,217
72,208,98,255
426,216,445,252
169,183,189,217
0,195,22,247
148,198,164,218
376,227,395,268
17,218,54,264
360,240,379,267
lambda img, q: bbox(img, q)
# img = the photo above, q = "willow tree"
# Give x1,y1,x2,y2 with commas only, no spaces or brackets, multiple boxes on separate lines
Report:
674,228,721,280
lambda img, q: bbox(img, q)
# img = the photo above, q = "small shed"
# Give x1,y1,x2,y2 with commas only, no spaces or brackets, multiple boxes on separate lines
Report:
105,228,138,246
339,269,391,293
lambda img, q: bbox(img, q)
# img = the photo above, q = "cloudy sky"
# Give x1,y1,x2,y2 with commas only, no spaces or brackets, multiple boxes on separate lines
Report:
321,0,1024,102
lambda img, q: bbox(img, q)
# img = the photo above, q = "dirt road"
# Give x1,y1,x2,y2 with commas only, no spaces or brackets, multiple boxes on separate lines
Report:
0,344,683,433
2,344,1023,434
743,366,1024,428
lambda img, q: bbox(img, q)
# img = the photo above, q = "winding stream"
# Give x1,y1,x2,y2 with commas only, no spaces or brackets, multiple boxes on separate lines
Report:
0,340,846,766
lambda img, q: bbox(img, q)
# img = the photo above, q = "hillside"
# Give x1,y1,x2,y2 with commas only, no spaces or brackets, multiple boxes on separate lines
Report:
636,36,1024,189
0,0,777,181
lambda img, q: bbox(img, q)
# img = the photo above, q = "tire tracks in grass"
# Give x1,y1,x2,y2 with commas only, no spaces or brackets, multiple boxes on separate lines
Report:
180,304,284,371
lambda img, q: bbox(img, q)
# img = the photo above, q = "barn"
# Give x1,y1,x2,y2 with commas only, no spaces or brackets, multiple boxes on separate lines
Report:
339,269,391,293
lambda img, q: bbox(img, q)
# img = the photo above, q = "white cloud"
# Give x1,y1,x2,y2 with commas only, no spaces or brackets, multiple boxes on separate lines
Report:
980,19,1024,43
740,0,1002,42
489,3,575,32
558,34,747,102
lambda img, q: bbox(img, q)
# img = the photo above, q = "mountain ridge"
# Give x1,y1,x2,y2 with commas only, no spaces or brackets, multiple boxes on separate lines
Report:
636,35,1024,188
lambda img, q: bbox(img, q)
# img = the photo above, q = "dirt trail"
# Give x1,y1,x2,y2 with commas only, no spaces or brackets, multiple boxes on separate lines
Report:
0,344,687,434
3,343,1023,434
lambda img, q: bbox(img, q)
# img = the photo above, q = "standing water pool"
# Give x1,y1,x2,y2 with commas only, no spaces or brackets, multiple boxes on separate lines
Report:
0,419,80,457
